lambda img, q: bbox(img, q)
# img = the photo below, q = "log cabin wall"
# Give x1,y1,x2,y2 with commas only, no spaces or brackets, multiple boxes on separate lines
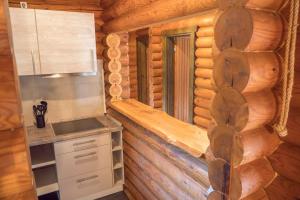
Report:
128,31,138,99
8,0,105,60
209,1,288,199
265,3,300,199
0,0,35,198
109,108,209,200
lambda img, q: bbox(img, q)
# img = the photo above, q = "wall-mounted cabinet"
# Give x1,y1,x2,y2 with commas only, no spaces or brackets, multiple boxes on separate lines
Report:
9,8,97,76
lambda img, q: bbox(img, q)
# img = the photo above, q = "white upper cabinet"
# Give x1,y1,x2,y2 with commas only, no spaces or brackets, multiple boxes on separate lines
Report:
9,8,97,75
35,10,97,74
9,8,41,75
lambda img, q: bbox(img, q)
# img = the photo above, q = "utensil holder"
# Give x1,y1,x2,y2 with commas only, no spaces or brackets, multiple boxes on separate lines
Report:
36,115,45,128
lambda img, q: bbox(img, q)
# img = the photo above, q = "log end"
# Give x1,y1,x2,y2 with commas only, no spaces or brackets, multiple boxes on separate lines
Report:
215,7,253,51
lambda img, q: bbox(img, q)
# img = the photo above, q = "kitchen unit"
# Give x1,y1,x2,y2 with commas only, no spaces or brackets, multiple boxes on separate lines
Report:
8,6,123,200
9,8,97,75
27,116,124,200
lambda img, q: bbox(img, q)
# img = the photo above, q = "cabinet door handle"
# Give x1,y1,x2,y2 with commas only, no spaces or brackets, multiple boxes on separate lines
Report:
76,175,99,184
73,139,96,146
74,152,97,159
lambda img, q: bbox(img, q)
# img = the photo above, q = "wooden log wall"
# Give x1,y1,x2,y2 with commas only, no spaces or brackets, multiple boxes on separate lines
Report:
193,11,218,130
119,33,130,99
148,26,163,109
109,108,209,200
264,3,300,199
208,3,285,199
9,0,105,59
0,0,35,199
104,33,123,102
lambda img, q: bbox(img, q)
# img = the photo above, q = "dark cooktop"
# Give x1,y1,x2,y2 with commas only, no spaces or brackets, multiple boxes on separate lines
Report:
52,117,105,136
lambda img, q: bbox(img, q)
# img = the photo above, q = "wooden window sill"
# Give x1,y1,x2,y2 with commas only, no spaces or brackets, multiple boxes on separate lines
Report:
110,99,209,158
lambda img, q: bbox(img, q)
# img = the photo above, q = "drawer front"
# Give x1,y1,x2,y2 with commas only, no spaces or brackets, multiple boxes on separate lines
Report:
54,133,110,155
59,168,113,200
56,145,112,179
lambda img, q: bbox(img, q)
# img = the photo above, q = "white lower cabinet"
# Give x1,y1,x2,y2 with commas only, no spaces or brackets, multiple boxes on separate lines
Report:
56,145,111,180
59,168,113,200
30,131,124,199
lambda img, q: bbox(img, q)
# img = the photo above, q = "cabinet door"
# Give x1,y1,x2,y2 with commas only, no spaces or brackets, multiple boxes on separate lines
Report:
9,8,40,75
35,10,97,74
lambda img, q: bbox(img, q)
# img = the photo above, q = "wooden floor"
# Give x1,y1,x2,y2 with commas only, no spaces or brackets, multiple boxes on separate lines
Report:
97,192,128,200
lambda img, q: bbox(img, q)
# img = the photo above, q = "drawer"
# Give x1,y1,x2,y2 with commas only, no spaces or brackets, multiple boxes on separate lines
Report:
59,168,113,200
54,133,110,155
56,145,112,179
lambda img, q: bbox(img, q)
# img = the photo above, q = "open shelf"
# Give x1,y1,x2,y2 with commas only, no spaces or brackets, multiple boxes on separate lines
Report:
113,150,123,169
113,168,124,185
111,131,122,151
30,143,56,169
33,165,59,196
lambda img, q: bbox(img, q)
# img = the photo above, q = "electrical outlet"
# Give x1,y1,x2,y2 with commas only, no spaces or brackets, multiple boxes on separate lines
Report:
20,2,28,9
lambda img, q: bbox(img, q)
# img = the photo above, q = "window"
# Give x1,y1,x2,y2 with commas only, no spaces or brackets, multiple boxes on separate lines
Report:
163,28,196,123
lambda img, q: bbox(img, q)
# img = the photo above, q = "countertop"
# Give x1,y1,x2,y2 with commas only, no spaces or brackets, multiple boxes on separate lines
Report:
110,99,209,158
27,115,122,146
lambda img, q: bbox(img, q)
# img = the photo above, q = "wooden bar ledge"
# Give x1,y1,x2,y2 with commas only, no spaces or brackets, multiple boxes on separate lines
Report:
110,99,209,157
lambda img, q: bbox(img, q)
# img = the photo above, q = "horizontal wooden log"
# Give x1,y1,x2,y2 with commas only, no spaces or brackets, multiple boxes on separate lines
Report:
196,37,213,48
194,97,212,109
194,116,211,129
233,127,280,166
152,84,163,93
241,189,268,200
195,48,213,58
124,146,189,200
230,158,276,199
195,78,214,89
214,49,280,93
124,178,144,200
195,58,214,68
206,147,231,193
265,175,300,200
104,72,122,85
215,8,283,51
124,188,135,200
268,143,300,184
152,77,163,85
211,87,276,132
197,26,214,37
217,0,286,10
161,10,218,31
109,84,122,97
152,60,163,69
152,68,163,77
151,43,162,53
209,125,235,162
125,173,155,200
194,106,211,119
101,0,118,9
153,100,162,108
207,191,227,200
123,130,207,199
195,68,213,79
153,93,162,101
151,52,162,61
103,0,218,33
103,0,159,21
194,88,215,99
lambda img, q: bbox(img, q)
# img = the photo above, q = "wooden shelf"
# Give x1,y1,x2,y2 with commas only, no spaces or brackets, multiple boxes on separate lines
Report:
111,99,209,157
33,165,59,196
112,146,122,152
113,163,123,170
113,168,124,185
30,144,56,169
